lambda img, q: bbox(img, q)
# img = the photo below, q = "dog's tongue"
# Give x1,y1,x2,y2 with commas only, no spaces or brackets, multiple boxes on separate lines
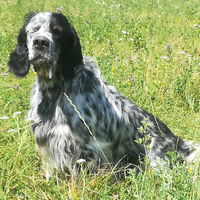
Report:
49,67,53,79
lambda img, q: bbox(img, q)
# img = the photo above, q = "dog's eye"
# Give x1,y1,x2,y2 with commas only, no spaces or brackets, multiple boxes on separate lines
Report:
32,26,41,33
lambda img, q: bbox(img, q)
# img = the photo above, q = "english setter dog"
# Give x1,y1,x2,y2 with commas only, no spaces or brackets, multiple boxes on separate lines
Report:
8,12,200,177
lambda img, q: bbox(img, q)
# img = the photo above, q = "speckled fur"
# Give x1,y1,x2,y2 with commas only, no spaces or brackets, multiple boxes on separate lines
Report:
8,12,200,177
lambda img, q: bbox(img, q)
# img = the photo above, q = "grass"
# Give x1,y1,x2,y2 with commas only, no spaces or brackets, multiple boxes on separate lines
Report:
0,0,200,199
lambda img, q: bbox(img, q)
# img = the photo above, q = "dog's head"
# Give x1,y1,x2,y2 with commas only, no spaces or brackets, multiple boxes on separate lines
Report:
8,12,83,81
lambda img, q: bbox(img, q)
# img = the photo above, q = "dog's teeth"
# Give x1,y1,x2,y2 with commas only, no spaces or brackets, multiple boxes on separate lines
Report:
49,67,53,79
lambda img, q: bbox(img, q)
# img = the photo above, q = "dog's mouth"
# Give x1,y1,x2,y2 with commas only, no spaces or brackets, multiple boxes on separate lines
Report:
30,54,54,79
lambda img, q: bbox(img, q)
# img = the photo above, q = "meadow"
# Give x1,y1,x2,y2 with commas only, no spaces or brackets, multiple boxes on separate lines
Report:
0,0,200,199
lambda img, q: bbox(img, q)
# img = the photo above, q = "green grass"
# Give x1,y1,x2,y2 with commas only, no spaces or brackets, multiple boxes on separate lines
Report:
0,0,200,199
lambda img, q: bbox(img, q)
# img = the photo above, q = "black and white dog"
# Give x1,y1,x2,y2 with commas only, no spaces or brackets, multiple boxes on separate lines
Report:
8,12,199,177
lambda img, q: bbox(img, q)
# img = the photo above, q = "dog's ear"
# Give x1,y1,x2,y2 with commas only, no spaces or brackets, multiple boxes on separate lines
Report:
61,29,84,80
51,13,84,80
61,25,84,81
8,14,34,78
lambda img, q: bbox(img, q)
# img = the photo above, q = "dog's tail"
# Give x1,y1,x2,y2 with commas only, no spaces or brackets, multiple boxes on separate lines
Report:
182,140,200,163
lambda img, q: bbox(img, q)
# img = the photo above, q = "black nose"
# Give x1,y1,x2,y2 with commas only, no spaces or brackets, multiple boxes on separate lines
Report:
33,36,49,50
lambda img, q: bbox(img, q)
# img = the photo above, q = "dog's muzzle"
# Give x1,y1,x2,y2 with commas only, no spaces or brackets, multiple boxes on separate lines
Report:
30,36,54,79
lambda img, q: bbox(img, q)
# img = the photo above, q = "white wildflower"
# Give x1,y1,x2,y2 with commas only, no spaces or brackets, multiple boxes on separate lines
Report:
13,111,21,115
160,56,169,60
7,129,16,132
76,159,86,164
0,116,9,119
12,111,22,118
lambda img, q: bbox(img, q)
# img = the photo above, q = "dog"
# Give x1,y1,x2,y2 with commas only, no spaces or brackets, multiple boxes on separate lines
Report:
8,12,200,177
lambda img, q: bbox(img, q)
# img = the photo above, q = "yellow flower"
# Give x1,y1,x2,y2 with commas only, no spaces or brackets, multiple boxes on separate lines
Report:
111,67,115,73
34,72,37,75
188,166,193,173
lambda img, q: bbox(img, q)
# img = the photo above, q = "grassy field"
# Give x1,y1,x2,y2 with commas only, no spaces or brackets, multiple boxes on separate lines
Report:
0,0,200,199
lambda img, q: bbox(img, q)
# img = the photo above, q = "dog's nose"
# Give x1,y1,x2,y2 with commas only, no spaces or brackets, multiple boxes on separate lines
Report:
33,36,49,50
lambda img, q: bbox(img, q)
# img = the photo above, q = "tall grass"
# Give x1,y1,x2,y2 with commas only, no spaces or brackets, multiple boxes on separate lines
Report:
0,0,200,199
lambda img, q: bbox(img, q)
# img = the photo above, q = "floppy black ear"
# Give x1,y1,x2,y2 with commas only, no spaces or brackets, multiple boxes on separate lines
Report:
61,30,84,80
51,13,84,80
8,15,33,78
